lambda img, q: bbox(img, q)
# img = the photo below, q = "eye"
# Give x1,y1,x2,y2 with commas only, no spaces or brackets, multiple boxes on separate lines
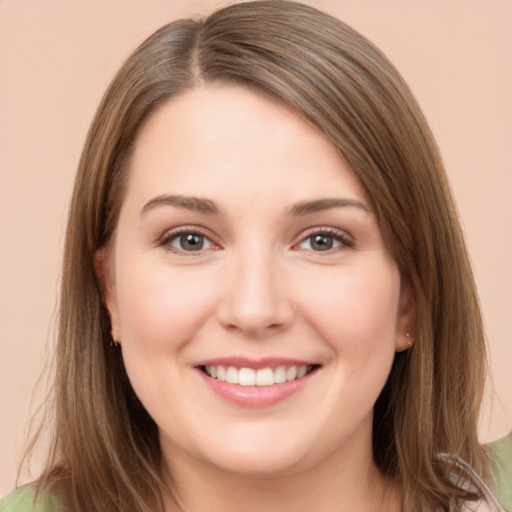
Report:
172,233,211,251
160,228,216,253
297,229,353,252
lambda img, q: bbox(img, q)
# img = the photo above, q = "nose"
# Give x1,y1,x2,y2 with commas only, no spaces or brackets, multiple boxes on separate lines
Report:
216,249,295,339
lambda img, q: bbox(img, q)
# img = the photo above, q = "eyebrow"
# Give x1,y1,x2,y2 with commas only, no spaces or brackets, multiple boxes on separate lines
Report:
286,198,370,216
141,195,222,216
140,194,370,217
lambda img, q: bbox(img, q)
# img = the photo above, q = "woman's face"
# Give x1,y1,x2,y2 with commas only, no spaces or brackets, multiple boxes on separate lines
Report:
102,85,413,477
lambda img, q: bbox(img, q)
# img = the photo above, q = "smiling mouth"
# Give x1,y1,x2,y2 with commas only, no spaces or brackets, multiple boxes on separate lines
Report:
199,364,319,386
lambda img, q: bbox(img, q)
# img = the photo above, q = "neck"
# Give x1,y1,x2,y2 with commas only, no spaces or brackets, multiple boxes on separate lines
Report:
161,434,402,512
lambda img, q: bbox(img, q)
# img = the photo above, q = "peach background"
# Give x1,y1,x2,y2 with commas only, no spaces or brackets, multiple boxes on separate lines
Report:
1,0,511,496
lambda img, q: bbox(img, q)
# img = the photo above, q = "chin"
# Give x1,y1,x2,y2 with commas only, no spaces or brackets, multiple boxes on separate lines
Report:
190,424,326,478
204,447,308,478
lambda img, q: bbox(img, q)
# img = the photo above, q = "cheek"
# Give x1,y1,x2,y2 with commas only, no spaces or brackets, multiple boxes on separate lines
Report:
112,257,221,428
114,256,218,350
303,263,401,417
294,261,401,353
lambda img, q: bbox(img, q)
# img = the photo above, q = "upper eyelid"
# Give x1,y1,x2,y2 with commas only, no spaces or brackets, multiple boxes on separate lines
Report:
296,226,353,241
159,225,214,239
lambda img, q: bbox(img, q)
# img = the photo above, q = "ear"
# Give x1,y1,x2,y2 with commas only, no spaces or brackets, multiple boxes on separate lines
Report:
395,281,416,352
94,248,121,342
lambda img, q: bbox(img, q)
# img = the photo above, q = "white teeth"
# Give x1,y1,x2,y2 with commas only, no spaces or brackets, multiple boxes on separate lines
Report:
225,366,239,384
297,366,308,378
256,368,274,386
239,367,256,386
286,366,297,381
274,366,287,384
204,365,312,386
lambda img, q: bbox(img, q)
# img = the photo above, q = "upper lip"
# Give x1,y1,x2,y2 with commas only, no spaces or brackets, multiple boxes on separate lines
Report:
194,357,320,370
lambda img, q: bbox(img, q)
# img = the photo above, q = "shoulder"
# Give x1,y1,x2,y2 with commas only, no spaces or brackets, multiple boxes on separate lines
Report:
0,485,62,512
488,432,512,511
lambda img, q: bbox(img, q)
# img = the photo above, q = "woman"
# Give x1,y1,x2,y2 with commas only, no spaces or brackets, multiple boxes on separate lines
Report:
1,1,510,511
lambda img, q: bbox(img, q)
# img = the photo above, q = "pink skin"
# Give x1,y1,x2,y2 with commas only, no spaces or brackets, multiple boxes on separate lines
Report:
100,85,413,510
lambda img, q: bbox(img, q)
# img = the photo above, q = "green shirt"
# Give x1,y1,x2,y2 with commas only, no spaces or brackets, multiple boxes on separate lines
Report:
0,485,61,512
2,433,511,511
489,432,512,511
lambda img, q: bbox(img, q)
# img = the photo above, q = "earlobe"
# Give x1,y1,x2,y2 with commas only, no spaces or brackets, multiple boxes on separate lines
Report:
396,332,414,352
395,282,416,352
94,248,121,341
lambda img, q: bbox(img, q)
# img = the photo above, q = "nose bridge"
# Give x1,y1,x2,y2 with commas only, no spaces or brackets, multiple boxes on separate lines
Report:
217,238,293,337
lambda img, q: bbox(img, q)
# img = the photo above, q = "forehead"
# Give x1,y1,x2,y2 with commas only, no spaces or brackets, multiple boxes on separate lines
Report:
125,84,368,210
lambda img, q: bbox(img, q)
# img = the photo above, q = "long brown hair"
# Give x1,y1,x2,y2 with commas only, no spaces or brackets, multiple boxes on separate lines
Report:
29,2,488,510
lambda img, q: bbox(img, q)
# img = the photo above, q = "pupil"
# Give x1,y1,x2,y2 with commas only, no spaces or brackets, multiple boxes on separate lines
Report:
181,234,203,250
312,235,332,251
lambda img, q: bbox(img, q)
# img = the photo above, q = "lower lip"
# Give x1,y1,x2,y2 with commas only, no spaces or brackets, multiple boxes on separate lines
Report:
197,368,317,407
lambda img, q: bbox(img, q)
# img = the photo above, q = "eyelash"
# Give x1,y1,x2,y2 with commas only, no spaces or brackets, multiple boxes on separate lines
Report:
158,226,219,255
157,226,354,255
294,227,354,253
